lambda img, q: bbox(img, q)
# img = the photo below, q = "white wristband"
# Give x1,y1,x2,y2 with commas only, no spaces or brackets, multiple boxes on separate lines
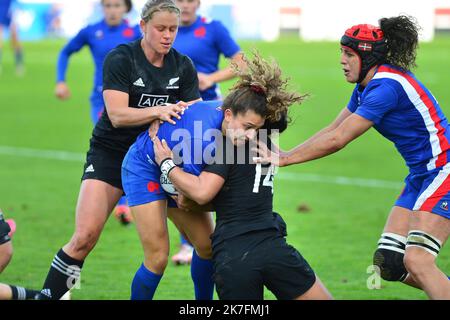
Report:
160,158,176,176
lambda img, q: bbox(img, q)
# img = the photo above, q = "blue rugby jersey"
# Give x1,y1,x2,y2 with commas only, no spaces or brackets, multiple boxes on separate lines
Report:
56,19,141,94
130,100,224,176
347,64,450,173
173,16,240,101
0,0,14,26
0,0,13,11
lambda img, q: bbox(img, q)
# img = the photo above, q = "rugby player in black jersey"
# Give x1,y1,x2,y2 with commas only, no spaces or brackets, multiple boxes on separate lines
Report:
36,0,207,300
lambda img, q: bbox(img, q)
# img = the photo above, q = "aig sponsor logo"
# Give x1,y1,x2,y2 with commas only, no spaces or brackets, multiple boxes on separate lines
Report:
138,94,169,108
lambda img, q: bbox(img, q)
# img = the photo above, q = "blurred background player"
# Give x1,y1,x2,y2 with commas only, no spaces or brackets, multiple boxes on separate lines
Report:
174,0,243,101
170,0,244,265
54,0,141,225
0,209,40,300
0,0,24,75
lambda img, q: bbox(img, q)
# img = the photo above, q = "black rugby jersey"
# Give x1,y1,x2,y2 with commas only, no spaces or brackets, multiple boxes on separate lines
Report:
204,137,281,244
92,39,200,153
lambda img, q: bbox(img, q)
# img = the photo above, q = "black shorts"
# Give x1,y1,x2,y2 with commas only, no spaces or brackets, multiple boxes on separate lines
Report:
81,144,126,191
0,219,11,245
212,229,316,300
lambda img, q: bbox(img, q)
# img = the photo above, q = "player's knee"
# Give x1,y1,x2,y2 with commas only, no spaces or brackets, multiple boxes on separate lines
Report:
144,251,168,274
0,243,13,273
373,248,408,281
373,233,408,282
403,251,428,278
403,230,441,279
192,241,212,259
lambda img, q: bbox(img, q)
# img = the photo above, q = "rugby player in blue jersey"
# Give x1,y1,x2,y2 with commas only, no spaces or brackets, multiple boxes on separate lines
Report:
0,0,24,75
256,16,450,299
170,0,244,265
121,52,304,299
55,0,141,224
173,0,243,101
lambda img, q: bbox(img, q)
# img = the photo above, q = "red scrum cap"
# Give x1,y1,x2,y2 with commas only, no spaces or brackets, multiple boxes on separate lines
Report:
340,24,387,83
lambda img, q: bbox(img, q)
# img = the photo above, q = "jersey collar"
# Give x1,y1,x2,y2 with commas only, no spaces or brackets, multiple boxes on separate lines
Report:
102,18,128,31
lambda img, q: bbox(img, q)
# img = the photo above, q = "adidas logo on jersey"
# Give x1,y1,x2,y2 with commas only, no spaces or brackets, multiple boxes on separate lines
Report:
166,77,179,89
85,164,95,173
146,154,156,166
133,78,145,87
40,288,52,299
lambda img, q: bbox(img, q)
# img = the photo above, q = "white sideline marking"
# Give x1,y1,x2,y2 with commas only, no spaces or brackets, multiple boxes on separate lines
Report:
277,172,403,190
0,145,84,162
0,145,403,190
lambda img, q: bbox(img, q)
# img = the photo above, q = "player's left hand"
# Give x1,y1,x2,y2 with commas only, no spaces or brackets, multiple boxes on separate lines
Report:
177,194,211,212
176,194,194,211
252,139,285,167
153,136,173,165
197,72,214,91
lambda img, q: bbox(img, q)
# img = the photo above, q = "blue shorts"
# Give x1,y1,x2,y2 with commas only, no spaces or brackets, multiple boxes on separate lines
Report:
121,144,176,207
395,166,450,219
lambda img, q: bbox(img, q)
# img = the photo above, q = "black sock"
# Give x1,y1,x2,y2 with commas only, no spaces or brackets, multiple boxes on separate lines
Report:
37,249,84,300
9,285,40,300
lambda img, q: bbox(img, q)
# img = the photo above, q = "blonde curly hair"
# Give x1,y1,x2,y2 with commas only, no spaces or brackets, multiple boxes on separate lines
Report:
222,51,307,122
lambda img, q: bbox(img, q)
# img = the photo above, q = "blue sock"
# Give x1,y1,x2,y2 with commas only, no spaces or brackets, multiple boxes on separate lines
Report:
191,250,214,300
117,196,127,206
131,263,162,300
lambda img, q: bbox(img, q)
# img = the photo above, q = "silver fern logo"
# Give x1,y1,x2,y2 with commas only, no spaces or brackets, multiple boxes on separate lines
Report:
166,77,180,89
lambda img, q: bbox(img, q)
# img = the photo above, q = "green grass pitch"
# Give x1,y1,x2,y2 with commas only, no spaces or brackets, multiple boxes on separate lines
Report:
0,35,449,299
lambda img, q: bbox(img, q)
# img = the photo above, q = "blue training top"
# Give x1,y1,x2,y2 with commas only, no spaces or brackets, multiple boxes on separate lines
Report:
56,19,141,94
347,64,450,174
0,0,14,26
173,16,240,101
130,100,224,176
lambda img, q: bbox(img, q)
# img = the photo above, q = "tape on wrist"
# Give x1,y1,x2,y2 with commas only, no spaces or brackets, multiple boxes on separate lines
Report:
160,158,176,176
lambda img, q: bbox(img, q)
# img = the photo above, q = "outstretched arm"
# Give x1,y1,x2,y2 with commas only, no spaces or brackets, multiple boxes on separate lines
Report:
297,107,354,147
257,111,373,166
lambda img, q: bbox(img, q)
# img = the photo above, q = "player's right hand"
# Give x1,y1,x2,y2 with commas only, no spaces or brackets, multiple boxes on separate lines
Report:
155,102,188,125
55,82,71,100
